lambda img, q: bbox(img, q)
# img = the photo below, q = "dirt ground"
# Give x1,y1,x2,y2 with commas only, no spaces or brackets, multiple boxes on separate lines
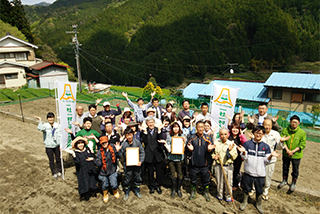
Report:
0,97,319,214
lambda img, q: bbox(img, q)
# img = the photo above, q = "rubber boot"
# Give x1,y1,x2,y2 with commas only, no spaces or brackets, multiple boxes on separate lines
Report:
203,185,210,202
278,177,287,189
113,189,120,199
240,193,249,211
103,190,109,203
171,179,177,198
189,184,196,200
290,179,297,191
256,194,264,214
177,179,183,198
135,185,142,198
123,187,130,201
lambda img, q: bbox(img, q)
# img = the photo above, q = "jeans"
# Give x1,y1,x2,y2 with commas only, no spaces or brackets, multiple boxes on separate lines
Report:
45,146,61,175
189,166,211,187
123,166,142,187
282,156,301,180
242,173,265,196
168,160,183,180
99,172,118,191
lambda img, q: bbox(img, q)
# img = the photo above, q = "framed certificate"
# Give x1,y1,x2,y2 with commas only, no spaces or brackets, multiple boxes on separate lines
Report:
171,137,185,155
126,147,139,166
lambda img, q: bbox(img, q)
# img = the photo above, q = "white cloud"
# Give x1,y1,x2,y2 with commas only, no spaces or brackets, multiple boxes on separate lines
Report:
21,0,56,5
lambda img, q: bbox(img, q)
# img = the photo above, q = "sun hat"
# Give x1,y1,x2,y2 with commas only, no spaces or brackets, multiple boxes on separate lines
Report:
103,101,111,106
71,137,88,149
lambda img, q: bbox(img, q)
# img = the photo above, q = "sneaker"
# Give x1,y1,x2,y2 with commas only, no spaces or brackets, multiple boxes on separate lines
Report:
53,174,58,179
248,190,255,197
215,195,223,200
57,172,62,178
262,195,269,201
226,198,233,202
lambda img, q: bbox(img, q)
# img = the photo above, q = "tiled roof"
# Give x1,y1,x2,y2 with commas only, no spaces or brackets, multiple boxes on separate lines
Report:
29,61,69,71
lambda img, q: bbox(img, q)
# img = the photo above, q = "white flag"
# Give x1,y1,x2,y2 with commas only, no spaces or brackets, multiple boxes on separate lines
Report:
57,82,77,151
210,84,239,138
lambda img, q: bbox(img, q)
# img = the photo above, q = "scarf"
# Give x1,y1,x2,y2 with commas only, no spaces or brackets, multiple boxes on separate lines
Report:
100,144,116,171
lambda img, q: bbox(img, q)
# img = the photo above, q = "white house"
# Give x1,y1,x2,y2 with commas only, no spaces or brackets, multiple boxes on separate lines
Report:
0,33,42,88
0,33,69,89
29,61,69,89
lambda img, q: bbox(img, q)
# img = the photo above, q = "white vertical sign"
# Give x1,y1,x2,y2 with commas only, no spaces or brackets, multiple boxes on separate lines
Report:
57,82,77,151
210,84,239,137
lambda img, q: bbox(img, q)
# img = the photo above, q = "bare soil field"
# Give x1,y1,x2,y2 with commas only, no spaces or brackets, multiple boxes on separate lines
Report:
0,97,319,213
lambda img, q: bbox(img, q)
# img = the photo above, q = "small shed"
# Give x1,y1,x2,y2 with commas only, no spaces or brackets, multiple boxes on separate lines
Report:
29,61,69,89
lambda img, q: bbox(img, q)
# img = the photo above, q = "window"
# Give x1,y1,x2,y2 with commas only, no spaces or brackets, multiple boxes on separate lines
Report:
0,74,5,84
15,52,27,61
291,93,303,103
5,73,18,79
305,93,320,102
0,53,14,59
273,89,282,100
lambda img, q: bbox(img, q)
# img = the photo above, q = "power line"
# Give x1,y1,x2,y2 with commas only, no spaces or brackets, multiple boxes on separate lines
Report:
80,48,188,77
78,52,116,84
80,49,149,83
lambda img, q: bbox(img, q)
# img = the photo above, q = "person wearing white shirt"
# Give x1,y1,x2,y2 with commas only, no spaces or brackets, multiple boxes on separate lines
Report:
195,102,212,123
261,119,289,201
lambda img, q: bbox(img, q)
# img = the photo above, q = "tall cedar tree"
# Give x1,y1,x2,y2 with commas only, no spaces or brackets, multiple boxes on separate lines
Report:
0,0,33,42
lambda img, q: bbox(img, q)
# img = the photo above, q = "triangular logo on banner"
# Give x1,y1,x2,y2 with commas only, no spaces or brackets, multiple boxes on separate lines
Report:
59,84,76,101
214,88,233,107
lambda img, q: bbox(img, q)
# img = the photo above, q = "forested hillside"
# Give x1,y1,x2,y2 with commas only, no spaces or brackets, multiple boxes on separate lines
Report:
24,0,319,87
0,0,33,42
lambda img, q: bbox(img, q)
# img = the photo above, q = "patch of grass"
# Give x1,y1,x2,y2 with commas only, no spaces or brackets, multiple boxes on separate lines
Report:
1,89,19,100
0,91,11,101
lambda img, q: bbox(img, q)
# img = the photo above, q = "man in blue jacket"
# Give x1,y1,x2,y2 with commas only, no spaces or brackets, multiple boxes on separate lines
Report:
186,121,215,202
239,126,281,214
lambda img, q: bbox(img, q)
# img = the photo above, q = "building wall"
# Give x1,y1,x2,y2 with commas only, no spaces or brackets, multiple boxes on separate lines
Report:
39,66,68,89
0,38,38,66
268,87,319,113
0,65,26,88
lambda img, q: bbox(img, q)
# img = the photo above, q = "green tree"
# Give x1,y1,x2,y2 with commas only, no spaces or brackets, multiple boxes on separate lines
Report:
309,104,320,127
58,61,78,82
0,0,33,42
142,81,155,100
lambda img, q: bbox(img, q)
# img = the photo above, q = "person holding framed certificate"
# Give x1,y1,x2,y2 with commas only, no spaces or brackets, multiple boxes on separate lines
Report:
118,128,145,201
165,122,186,198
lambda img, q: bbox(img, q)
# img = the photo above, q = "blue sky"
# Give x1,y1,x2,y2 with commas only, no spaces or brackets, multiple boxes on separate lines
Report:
21,0,56,5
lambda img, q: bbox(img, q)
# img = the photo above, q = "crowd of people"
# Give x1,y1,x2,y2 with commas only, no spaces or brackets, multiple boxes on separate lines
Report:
35,94,306,213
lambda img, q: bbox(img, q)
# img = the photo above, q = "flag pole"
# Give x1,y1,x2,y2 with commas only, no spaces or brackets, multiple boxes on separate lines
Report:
55,81,65,180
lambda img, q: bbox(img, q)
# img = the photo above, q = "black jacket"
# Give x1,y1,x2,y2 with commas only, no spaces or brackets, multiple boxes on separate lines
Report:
140,127,165,163
99,131,120,145
186,133,213,167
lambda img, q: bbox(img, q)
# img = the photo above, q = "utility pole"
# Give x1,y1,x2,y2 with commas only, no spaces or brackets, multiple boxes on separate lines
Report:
66,25,82,93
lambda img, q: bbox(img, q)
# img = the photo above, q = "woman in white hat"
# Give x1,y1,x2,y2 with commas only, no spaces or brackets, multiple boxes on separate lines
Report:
71,137,97,201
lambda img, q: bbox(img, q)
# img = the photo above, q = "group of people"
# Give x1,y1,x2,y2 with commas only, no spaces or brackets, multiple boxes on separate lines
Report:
36,94,306,213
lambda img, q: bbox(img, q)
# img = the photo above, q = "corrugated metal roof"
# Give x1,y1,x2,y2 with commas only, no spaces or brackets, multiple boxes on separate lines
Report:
264,72,320,90
182,83,207,99
198,80,270,102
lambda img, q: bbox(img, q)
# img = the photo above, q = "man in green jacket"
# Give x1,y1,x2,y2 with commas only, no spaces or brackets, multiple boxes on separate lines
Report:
278,115,306,191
